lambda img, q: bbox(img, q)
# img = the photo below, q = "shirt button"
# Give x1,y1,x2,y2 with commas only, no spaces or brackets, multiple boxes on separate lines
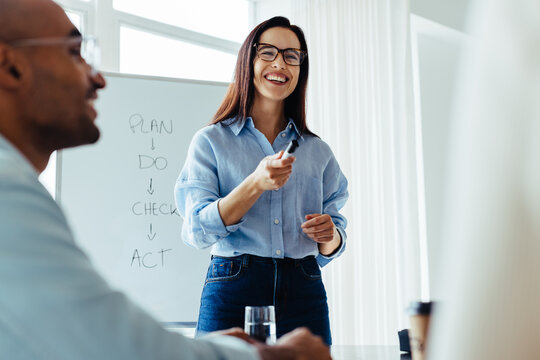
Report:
274,218,280,225
276,249,282,255
289,124,293,128
281,133,286,137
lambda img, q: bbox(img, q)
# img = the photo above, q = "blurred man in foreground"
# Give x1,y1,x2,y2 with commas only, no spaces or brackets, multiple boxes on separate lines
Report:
0,0,331,359
428,0,540,358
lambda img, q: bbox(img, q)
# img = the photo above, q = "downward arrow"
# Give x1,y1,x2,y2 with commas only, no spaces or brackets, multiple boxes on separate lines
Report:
147,223,157,241
147,178,154,195
151,138,156,150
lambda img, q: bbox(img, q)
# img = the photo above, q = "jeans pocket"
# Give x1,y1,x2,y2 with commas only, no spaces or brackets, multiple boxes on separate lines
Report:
299,258,322,280
206,256,243,283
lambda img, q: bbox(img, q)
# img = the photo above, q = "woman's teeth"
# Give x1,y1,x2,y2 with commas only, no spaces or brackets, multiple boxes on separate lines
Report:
265,74,287,83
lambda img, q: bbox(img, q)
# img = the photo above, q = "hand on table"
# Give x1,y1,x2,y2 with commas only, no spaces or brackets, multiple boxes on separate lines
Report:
208,327,255,343
256,327,332,360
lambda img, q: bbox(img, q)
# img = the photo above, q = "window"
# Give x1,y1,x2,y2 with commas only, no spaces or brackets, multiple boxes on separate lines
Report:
120,26,237,82
55,0,249,80
65,10,82,31
113,0,250,43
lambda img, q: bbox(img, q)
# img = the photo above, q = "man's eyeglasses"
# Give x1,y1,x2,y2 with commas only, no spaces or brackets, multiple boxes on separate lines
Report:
8,36,101,75
254,43,307,66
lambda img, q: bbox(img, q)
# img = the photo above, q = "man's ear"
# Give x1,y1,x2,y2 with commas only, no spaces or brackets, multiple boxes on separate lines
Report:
0,44,24,89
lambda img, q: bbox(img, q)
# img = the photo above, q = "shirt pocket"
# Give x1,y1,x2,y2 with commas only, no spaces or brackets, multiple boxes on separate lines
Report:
296,175,323,217
295,175,323,242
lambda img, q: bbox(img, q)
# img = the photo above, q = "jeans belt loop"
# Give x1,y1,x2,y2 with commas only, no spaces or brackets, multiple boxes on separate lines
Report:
242,254,250,268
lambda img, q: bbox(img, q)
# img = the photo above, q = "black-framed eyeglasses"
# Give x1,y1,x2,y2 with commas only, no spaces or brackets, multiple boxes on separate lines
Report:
8,36,100,75
254,43,307,66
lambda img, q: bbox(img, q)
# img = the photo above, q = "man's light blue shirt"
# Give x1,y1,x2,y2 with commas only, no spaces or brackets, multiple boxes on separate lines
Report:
175,118,348,267
0,134,259,360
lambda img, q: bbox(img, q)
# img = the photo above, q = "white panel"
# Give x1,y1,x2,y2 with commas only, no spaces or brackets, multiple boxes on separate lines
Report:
59,73,228,322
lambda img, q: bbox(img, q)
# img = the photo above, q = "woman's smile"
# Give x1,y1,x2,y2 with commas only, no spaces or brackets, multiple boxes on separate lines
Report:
264,72,289,85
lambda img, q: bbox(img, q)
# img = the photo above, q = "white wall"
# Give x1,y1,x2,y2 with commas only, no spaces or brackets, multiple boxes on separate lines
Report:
411,0,471,32
252,0,292,24
253,0,471,32
411,16,468,300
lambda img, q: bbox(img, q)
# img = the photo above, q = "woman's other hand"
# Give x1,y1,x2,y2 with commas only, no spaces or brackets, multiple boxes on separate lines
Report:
301,214,342,255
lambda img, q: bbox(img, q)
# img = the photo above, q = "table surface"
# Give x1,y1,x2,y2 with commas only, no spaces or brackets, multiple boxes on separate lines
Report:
331,346,411,360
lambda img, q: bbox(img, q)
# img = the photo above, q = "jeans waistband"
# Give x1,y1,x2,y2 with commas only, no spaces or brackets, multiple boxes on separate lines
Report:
211,254,316,267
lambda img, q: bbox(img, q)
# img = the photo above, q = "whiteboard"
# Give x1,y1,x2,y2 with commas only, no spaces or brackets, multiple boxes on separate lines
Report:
58,73,228,323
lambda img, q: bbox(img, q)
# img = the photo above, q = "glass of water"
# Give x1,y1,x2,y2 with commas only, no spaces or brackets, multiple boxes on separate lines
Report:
244,305,276,344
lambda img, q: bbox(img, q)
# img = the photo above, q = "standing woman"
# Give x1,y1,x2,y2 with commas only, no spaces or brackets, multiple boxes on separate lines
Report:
175,16,348,345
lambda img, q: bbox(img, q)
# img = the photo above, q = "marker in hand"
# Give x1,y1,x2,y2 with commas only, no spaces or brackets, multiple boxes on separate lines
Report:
282,139,299,160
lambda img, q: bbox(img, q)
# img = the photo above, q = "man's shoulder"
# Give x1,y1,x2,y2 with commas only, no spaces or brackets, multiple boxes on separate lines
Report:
0,147,35,186
0,146,68,241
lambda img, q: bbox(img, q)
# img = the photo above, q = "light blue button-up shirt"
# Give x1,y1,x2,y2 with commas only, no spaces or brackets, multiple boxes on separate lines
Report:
175,118,348,267
0,134,259,360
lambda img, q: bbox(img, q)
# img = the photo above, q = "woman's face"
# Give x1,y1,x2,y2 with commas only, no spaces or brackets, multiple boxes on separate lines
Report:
253,27,301,103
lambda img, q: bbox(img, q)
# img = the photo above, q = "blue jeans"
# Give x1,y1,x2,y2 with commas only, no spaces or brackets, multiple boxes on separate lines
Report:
196,254,332,345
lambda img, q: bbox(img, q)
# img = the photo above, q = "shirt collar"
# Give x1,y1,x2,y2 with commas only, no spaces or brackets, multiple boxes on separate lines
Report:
286,118,302,138
228,117,303,138
0,133,39,177
227,117,255,136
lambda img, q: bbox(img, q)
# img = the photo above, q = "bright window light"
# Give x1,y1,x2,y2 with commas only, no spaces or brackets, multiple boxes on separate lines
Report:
120,26,237,82
65,10,82,32
39,153,57,198
113,0,250,42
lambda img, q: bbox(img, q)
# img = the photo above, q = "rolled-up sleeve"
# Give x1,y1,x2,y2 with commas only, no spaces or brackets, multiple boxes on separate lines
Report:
316,154,349,267
175,132,243,249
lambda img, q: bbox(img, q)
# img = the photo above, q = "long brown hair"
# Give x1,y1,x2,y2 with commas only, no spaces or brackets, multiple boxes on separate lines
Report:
211,16,315,136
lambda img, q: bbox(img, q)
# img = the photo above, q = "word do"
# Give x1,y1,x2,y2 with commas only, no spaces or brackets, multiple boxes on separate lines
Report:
138,155,168,170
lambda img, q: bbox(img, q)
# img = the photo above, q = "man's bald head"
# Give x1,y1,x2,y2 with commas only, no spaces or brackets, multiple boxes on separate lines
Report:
0,0,68,42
